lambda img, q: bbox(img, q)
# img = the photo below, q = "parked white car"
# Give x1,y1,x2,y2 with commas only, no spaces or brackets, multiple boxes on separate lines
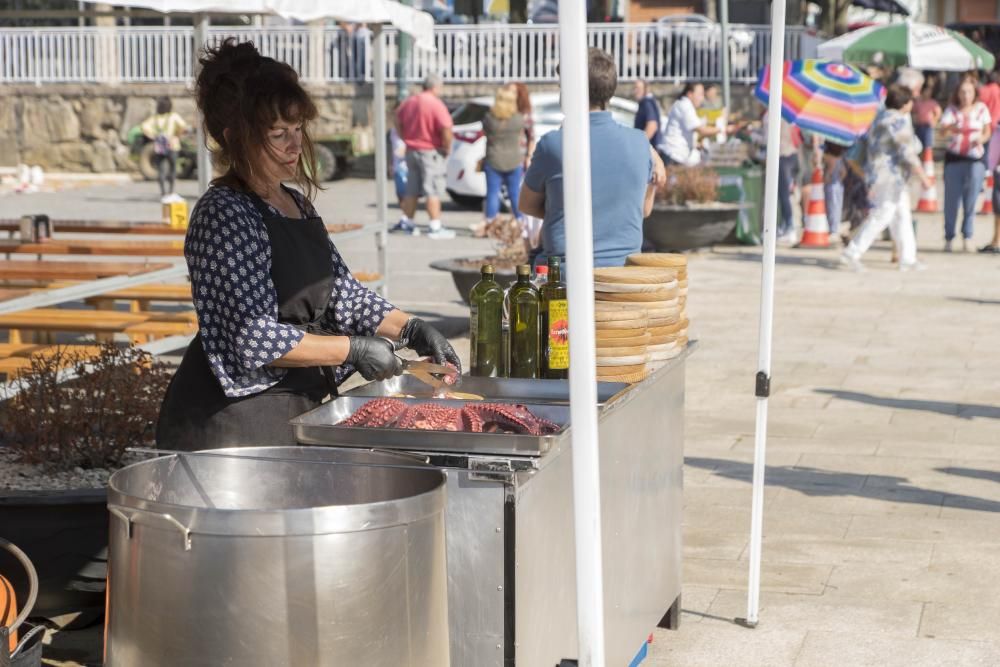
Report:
445,92,639,209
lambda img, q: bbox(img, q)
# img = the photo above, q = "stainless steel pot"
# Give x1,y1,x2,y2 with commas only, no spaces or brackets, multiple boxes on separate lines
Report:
106,447,449,667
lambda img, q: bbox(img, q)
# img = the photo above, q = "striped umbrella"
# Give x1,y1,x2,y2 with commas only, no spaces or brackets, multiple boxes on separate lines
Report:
754,59,884,146
818,22,995,71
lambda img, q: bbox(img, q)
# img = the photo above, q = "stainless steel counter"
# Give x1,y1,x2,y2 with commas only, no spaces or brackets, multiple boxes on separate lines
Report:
292,347,691,665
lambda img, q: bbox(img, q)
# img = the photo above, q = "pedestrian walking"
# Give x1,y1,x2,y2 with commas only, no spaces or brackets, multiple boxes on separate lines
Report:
395,73,455,239
940,74,992,252
140,96,189,202
389,123,410,230
841,85,931,271
633,79,666,163
912,81,942,152
482,86,526,228
822,141,847,240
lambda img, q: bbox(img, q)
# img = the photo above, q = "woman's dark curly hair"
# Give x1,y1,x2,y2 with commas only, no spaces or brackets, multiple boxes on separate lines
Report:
195,38,321,198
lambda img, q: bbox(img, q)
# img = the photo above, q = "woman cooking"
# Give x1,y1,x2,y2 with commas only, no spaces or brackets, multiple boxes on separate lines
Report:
156,40,460,450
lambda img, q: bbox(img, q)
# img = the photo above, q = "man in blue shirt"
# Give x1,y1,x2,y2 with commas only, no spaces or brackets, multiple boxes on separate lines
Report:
633,79,666,163
519,48,666,267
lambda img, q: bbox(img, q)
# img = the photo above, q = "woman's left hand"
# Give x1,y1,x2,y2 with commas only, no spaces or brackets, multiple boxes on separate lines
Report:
401,318,462,374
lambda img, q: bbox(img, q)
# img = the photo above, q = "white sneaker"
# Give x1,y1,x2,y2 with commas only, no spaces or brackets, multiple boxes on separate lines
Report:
428,219,443,233
899,261,927,272
839,253,865,272
427,228,456,240
962,238,973,253
160,194,172,204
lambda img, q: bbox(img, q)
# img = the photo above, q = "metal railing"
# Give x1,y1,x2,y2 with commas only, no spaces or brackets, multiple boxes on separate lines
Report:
0,23,818,85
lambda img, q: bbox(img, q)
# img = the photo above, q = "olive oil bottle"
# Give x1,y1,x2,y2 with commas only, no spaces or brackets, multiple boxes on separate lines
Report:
539,257,569,379
508,264,541,378
469,264,504,377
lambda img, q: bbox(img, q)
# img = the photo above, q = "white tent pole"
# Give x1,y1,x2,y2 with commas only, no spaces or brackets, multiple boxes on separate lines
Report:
372,25,390,298
194,13,211,195
719,0,731,113
558,0,606,664
742,0,786,629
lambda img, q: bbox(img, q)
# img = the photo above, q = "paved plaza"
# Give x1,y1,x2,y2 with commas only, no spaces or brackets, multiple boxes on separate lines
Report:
4,176,1000,665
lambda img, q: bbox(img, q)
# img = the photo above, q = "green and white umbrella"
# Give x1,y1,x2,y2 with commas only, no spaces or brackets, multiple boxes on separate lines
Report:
817,22,995,71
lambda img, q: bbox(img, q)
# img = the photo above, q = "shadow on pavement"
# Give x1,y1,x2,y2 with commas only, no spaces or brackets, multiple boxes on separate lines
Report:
685,457,1000,513
816,388,1000,420
708,251,844,271
947,296,1000,306
935,467,1000,484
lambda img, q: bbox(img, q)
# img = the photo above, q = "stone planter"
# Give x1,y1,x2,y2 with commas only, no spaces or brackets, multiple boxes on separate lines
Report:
643,202,744,252
429,257,518,306
0,488,108,619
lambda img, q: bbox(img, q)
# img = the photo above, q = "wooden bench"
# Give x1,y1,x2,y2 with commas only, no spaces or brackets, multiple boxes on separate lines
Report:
0,308,197,344
0,344,105,381
0,240,185,257
0,261,172,283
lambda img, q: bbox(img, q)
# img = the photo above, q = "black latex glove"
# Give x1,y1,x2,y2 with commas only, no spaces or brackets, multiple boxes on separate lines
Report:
400,318,462,374
345,336,403,382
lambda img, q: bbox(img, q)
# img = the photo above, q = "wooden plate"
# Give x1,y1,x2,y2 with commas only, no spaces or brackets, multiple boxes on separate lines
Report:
594,307,646,322
647,332,681,345
597,368,649,383
596,363,647,376
678,279,689,289
596,288,678,302
595,353,649,367
648,322,685,336
595,326,648,339
595,333,651,348
594,299,677,312
594,345,648,357
592,280,677,293
593,266,677,284
626,253,687,268
678,335,689,346
596,318,648,330
648,315,681,328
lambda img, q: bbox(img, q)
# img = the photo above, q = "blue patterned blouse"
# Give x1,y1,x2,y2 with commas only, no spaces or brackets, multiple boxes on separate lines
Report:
184,185,394,398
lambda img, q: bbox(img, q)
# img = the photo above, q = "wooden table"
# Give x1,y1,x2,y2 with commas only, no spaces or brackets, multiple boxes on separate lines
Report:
0,219,363,236
0,240,186,257
0,307,197,344
0,260,172,282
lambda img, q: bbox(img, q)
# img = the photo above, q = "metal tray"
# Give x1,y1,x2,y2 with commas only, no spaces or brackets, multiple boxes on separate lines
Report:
344,375,631,406
291,397,569,457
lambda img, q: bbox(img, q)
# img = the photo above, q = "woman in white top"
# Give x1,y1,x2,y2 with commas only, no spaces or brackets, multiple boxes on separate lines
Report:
141,96,189,201
940,74,993,252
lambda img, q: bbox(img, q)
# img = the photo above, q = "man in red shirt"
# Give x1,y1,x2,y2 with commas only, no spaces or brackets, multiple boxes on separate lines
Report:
395,73,454,239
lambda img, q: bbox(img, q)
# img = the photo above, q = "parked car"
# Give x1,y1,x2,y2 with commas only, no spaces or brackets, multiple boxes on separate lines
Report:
125,125,356,182
650,13,755,80
445,92,638,208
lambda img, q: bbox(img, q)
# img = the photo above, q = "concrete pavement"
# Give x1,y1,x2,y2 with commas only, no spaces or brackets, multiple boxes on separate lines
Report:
4,176,1000,666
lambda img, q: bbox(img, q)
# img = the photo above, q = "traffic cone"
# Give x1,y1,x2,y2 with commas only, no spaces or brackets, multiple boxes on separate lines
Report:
981,170,994,215
916,148,938,213
798,167,830,248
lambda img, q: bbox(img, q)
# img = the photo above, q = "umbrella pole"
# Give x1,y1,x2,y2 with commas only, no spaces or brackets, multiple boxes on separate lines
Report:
194,13,211,196
740,0,787,629
372,25,390,298
558,0,607,664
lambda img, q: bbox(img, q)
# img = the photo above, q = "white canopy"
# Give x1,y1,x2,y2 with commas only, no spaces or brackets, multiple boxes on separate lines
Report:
83,0,435,49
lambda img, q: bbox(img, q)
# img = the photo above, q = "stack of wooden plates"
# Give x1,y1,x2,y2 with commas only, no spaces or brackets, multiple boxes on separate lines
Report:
593,257,689,373
594,307,650,383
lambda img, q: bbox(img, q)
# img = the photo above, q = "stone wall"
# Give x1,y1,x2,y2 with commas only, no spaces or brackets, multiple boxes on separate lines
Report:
0,81,758,173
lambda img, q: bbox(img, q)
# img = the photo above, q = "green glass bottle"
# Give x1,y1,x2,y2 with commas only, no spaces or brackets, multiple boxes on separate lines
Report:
469,264,504,377
508,264,541,379
539,257,569,379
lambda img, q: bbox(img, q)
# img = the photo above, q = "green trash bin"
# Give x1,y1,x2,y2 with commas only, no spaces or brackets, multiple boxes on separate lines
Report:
714,164,763,245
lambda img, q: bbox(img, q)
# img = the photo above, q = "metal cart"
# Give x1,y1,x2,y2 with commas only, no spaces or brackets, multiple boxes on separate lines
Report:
292,349,691,666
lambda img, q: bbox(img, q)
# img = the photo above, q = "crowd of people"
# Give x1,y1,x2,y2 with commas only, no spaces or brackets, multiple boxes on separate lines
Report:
386,51,1000,271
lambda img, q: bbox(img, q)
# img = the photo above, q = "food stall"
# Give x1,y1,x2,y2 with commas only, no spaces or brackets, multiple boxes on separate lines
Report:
290,348,692,666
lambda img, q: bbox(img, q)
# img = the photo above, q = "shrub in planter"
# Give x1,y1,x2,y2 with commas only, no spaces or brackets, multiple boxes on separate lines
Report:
431,215,525,304
645,166,742,251
0,344,173,618
1,344,172,470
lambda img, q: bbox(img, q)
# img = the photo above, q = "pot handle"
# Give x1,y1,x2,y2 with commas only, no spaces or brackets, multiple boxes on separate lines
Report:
108,505,192,551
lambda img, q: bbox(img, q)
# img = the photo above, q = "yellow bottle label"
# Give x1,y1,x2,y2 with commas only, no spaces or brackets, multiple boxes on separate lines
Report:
547,299,569,369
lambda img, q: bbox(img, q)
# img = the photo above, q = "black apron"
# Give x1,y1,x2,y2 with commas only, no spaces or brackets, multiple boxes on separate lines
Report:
156,188,338,451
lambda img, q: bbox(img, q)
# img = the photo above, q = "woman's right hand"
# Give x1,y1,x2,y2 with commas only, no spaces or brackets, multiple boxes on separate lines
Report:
345,336,403,381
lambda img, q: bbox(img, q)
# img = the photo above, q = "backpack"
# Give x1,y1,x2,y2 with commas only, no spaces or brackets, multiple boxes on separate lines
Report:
153,116,171,155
